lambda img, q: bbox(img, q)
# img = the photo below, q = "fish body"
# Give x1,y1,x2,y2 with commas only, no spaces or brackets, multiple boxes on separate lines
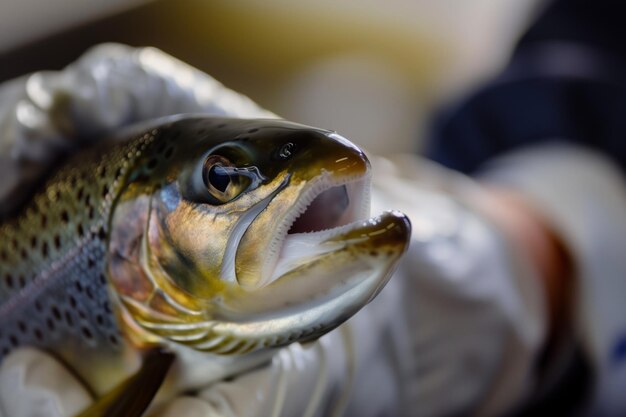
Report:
0,116,410,400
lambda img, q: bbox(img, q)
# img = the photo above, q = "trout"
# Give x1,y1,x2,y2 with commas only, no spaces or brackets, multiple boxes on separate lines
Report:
0,116,410,415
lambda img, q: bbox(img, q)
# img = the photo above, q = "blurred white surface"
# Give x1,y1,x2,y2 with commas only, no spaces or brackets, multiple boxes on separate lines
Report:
278,54,419,155
0,0,543,155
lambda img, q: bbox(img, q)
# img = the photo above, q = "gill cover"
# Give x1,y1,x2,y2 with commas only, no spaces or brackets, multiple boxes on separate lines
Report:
108,116,410,354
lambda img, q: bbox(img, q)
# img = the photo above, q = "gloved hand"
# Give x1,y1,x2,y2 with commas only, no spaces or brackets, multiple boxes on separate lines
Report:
0,44,551,417
148,156,553,417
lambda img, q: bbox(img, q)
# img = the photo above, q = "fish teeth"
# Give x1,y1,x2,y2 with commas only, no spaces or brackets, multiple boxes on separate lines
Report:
264,172,372,286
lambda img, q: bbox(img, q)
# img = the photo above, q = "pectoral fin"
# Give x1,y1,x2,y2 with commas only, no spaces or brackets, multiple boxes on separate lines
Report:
76,349,174,417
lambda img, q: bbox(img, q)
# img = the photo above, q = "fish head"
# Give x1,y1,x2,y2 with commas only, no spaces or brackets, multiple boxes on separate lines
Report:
109,117,411,354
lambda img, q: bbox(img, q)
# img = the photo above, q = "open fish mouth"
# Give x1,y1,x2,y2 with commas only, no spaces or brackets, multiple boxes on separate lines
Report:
268,173,373,287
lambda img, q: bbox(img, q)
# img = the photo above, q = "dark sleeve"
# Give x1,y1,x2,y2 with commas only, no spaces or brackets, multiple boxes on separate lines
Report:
426,0,626,175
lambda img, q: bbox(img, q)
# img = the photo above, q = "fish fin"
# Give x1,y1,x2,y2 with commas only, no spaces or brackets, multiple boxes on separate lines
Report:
76,348,175,417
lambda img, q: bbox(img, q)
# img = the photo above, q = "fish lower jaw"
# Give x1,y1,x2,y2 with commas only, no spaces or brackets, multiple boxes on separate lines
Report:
269,212,387,284
267,205,411,289
202,259,397,353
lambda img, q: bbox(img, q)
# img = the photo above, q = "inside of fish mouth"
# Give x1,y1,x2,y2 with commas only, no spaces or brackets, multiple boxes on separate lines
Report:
287,184,354,234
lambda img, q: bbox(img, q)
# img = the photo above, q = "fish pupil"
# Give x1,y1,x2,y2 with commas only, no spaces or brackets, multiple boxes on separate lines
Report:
208,165,231,193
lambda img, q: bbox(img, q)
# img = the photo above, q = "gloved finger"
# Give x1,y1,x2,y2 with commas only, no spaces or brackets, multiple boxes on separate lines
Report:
0,347,93,417
152,330,353,417
199,343,336,417
148,397,215,417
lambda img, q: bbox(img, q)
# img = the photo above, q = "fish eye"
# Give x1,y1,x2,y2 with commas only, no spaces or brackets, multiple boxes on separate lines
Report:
202,155,252,204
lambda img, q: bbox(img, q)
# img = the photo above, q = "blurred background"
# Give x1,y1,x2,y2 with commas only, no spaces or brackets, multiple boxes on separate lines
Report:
0,0,542,155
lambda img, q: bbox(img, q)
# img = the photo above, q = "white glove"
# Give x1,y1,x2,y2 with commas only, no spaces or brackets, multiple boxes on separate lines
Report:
368,156,548,416
0,348,92,417
0,44,551,417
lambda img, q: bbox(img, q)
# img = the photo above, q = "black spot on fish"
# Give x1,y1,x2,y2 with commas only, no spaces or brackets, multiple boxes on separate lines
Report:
109,334,119,347
40,214,47,228
9,335,17,347
5,274,13,289
77,223,84,237
60,210,69,223
81,327,93,340
69,295,77,308
77,187,84,201
42,241,49,257
51,306,61,321
30,236,37,249
64,311,74,327
87,258,95,269
34,328,43,342
147,158,158,170
18,274,25,288
17,321,26,334
164,147,174,159
54,235,61,249
102,185,109,198
46,318,55,331
98,226,106,240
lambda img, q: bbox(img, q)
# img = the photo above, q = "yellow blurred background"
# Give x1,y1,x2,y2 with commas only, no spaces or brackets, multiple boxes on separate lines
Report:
0,0,542,154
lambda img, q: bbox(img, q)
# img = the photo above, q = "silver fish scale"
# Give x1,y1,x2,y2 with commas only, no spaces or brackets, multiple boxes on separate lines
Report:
0,127,164,359
0,238,120,358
